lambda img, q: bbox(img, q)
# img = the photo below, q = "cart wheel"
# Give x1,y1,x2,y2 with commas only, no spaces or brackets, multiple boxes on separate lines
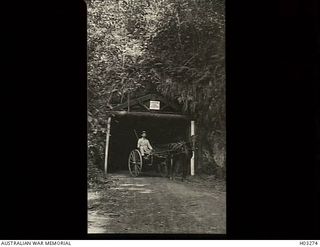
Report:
128,149,142,177
157,161,168,177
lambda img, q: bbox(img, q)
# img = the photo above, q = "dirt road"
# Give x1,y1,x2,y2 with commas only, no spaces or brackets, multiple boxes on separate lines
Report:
88,172,226,234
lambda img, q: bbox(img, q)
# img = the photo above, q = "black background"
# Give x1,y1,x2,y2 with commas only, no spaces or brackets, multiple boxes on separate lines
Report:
1,0,319,239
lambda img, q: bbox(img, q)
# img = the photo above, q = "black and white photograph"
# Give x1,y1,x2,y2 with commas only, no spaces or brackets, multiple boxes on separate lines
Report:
2,0,320,242
87,0,225,234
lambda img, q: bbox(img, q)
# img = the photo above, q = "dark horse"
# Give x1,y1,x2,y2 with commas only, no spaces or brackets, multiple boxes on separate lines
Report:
167,140,193,181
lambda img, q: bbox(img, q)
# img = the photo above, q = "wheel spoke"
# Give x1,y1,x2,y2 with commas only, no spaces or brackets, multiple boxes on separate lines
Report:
134,163,138,175
137,163,142,172
132,152,136,163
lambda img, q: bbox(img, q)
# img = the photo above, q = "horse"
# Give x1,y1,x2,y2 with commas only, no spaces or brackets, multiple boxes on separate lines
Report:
167,141,193,181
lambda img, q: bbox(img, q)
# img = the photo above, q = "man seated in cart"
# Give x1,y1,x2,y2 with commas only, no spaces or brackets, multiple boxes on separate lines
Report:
137,131,153,159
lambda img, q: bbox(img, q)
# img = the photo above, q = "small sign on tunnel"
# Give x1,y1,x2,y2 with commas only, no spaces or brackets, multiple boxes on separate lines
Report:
149,100,160,110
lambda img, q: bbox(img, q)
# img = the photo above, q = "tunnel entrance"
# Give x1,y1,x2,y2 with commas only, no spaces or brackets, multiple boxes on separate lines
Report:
108,114,189,173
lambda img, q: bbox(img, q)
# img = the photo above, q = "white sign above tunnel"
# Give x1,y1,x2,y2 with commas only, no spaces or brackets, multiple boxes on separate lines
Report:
149,100,160,110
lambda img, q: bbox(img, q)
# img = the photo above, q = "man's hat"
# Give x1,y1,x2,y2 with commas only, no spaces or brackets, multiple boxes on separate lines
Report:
141,130,147,135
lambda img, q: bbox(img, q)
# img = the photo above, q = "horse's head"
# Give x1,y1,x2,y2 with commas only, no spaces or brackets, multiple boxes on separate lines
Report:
174,141,193,156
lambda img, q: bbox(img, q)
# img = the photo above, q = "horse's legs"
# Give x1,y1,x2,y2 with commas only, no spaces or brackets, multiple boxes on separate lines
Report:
181,163,186,181
171,155,184,181
168,152,189,182
168,156,173,180
181,154,188,182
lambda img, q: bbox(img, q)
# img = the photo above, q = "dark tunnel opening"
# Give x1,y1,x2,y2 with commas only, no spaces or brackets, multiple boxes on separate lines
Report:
108,115,189,173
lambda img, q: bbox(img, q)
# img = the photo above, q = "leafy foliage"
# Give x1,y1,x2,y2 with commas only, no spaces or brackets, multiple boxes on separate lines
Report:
87,0,225,177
